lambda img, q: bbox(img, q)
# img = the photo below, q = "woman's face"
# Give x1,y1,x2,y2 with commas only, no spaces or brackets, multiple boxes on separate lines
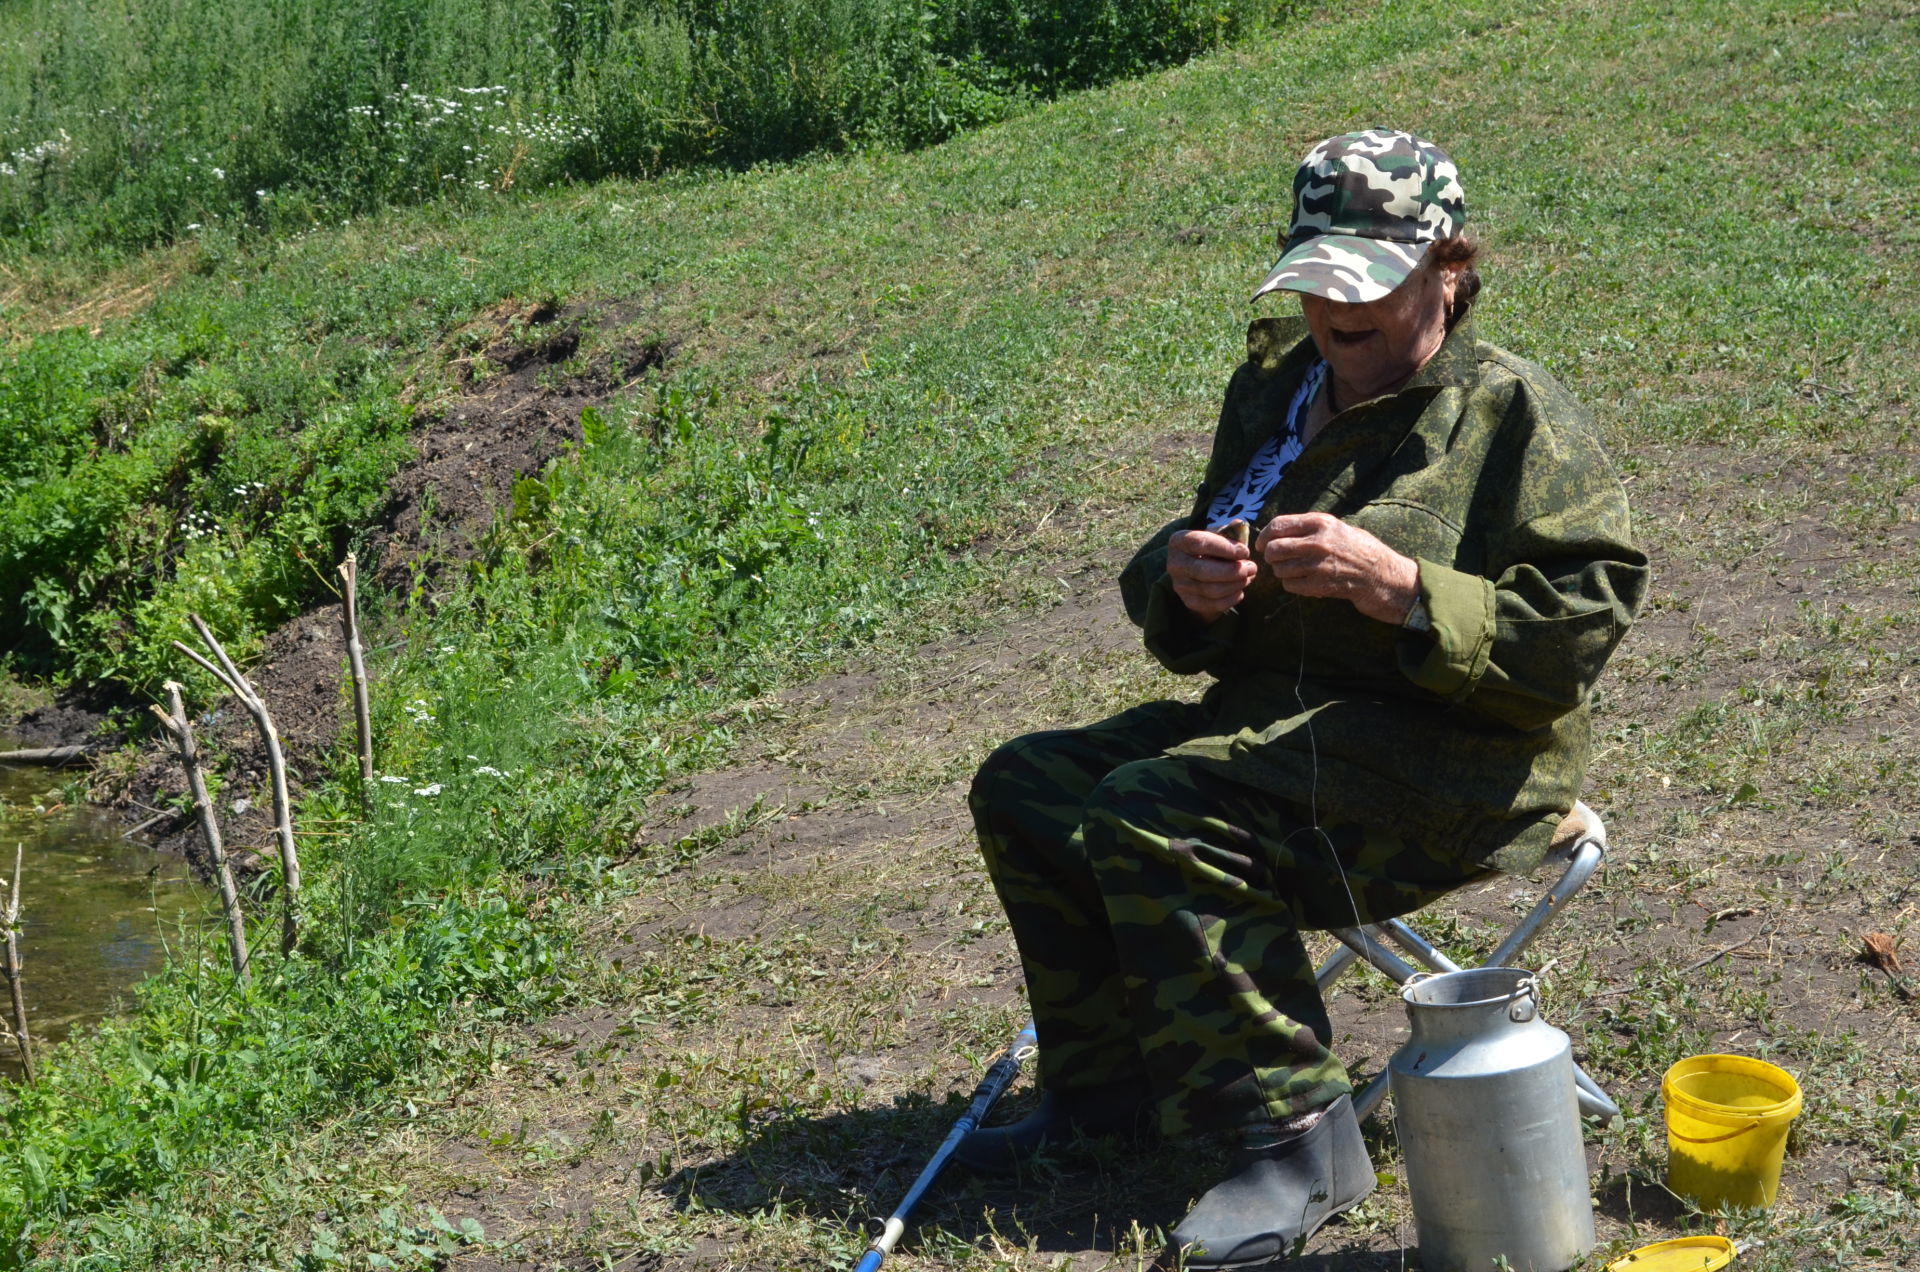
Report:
1299,258,1460,405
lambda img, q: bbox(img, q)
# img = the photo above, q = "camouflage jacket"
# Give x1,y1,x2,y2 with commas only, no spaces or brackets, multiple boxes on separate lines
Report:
1119,315,1649,874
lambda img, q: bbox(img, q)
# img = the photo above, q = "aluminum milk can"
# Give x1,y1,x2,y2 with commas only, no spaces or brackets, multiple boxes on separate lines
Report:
1388,967,1595,1272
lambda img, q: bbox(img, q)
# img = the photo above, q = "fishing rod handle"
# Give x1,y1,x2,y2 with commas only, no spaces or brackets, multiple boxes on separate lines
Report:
850,1021,1037,1272
853,1220,901,1272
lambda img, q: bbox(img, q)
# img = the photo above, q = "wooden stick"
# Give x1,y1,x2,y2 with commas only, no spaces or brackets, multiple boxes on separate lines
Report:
151,683,251,985
190,611,250,694
120,809,175,841
1675,928,1769,974
3,846,33,1082
0,745,97,767
178,614,302,956
339,555,375,816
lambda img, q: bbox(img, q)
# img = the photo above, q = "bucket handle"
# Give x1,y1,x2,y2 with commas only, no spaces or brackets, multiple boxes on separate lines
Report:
1669,1122,1759,1146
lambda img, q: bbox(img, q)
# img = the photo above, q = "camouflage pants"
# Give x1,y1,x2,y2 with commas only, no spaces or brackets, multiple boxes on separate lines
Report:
971,699,1487,1137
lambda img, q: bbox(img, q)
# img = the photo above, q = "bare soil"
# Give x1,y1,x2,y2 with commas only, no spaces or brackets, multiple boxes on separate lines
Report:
368,298,672,592
0,699,117,751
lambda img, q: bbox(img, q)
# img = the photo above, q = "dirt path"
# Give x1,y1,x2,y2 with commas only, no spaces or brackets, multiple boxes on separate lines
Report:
403,434,1920,1271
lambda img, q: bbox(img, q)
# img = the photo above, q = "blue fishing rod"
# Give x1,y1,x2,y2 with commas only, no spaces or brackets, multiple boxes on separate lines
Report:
851,1020,1038,1272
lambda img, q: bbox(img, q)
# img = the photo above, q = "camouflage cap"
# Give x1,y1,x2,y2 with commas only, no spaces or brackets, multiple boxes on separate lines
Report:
1252,129,1466,304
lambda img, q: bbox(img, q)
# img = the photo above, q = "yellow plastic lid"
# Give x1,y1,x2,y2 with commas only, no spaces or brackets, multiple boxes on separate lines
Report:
1606,1235,1736,1272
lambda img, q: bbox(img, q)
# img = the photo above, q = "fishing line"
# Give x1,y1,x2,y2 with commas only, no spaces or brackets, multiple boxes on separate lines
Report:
1286,597,1372,945
1219,354,1370,946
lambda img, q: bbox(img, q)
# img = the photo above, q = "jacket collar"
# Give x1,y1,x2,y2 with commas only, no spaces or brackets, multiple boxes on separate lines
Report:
1401,313,1481,393
1265,315,1483,518
1200,315,1485,523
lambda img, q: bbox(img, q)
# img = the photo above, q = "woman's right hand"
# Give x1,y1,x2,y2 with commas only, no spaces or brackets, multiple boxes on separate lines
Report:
1167,527,1257,622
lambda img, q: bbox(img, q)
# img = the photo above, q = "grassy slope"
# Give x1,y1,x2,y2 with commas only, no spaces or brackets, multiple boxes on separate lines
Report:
0,0,1297,254
7,0,1920,1266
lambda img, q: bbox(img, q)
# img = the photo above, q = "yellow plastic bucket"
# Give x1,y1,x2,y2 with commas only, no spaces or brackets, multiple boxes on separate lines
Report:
1662,1054,1802,1211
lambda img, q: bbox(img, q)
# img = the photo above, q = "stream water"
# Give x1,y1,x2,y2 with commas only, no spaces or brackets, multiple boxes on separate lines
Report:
0,749,203,1076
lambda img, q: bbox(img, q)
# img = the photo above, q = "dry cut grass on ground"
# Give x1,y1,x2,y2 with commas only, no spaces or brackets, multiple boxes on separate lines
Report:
314,0,1920,1266
54,0,1910,1265
370,422,1920,1272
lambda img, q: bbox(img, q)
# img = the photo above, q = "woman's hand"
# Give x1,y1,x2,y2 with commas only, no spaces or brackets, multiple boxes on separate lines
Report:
1257,513,1420,625
1167,527,1258,623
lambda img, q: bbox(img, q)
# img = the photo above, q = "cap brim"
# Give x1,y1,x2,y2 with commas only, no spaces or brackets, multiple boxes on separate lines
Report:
1251,234,1430,304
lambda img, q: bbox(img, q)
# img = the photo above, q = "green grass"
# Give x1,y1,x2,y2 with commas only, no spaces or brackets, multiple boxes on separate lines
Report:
1,0,1919,1265
0,0,1301,254
7,0,1919,695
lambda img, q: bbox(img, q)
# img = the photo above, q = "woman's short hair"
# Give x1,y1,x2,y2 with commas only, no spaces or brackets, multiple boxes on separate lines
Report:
1430,235,1482,327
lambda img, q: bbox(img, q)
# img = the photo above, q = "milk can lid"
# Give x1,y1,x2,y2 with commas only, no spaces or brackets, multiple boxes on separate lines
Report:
1605,1235,1735,1272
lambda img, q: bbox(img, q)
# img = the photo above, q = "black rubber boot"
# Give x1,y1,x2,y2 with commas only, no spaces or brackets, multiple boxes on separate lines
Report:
953,1081,1156,1173
1163,1094,1374,1270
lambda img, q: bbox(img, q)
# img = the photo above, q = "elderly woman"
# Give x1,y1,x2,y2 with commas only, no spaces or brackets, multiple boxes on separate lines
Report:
958,130,1648,1268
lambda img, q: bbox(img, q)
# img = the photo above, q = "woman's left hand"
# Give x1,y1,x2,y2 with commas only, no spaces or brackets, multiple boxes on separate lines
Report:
1256,513,1420,625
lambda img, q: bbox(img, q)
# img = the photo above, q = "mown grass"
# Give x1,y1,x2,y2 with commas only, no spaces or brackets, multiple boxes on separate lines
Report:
1,0,1318,692
1,0,1918,1266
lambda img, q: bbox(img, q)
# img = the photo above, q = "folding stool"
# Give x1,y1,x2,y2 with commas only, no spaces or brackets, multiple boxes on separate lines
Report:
1313,800,1621,1123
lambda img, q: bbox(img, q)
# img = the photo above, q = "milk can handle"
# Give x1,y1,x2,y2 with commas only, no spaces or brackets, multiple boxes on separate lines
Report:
1509,976,1540,1023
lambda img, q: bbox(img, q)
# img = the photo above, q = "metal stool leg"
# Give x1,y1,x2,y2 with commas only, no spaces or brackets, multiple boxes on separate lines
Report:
1332,925,1423,982
1489,839,1605,969
1313,942,1361,991
1317,810,1621,1124
1382,917,1463,975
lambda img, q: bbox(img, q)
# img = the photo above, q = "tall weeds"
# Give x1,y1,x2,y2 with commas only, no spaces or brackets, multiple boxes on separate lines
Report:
0,0,1298,251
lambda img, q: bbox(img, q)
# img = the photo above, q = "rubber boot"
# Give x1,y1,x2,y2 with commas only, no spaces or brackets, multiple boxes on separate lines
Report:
953,1080,1155,1173
1164,1094,1374,1270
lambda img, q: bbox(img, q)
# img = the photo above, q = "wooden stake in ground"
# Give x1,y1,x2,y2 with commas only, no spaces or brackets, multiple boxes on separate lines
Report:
339,554,375,816
2,846,33,1083
174,614,302,956
151,682,251,985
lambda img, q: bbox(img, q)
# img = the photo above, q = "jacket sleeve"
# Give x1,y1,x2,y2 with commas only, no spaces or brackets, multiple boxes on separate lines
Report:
1120,518,1241,675
1395,376,1650,731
